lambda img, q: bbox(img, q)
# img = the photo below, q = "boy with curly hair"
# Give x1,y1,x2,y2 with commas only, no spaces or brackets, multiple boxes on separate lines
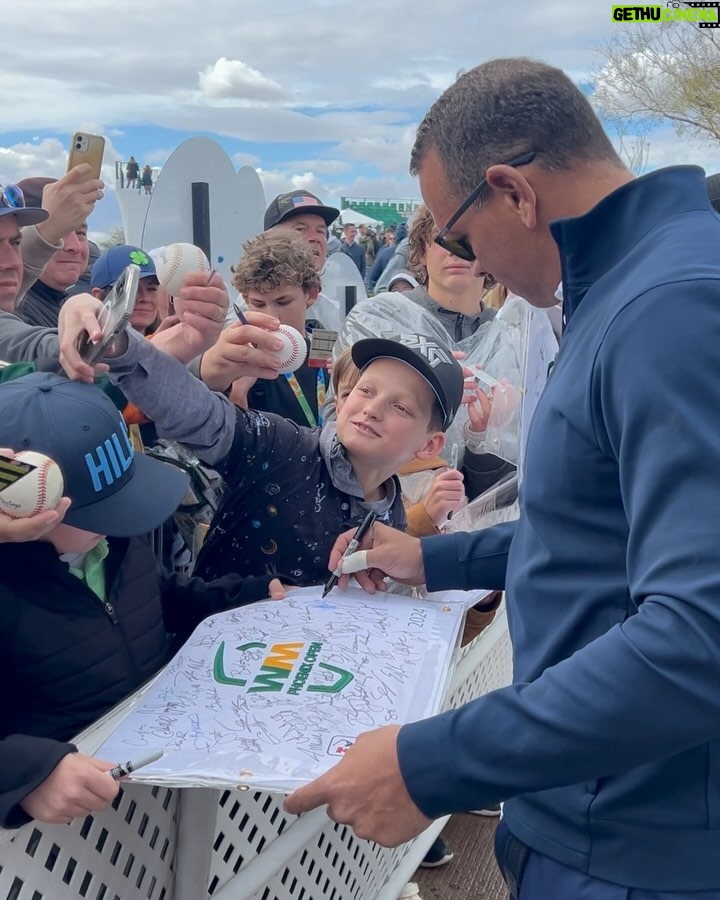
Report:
200,232,330,427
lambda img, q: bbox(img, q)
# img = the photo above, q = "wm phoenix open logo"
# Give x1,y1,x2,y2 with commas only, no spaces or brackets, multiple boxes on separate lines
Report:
213,640,354,695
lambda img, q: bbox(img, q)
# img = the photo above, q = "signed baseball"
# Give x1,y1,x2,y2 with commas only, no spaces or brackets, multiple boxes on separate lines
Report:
154,243,211,297
0,451,64,519
276,324,307,373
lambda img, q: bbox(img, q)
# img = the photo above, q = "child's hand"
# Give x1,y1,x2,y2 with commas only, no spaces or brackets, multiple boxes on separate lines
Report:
0,450,70,542
466,379,519,434
199,313,286,391
227,376,257,408
421,468,465,527
268,578,289,600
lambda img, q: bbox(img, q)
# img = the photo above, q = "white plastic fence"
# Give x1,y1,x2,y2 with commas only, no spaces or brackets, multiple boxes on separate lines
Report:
0,603,512,900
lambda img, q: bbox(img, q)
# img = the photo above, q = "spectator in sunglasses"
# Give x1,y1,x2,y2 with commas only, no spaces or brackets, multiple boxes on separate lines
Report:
0,167,104,319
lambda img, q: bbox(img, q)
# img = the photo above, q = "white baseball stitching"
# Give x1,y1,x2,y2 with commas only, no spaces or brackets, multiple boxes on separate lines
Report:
278,326,306,371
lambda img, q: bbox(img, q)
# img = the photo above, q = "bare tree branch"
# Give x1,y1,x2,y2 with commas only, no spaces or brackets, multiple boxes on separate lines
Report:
593,16,720,145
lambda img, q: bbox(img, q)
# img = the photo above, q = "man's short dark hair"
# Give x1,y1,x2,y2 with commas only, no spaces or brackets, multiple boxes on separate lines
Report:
410,58,623,205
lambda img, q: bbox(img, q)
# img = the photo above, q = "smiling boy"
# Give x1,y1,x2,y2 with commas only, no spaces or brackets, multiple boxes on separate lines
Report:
97,327,463,586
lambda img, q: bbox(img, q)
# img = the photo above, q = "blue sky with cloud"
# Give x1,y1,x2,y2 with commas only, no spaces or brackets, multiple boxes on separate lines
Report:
2,0,719,238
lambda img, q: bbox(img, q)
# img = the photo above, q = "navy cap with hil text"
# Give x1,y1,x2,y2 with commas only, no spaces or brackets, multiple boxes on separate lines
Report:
91,245,157,290
351,335,463,431
0,373,188,537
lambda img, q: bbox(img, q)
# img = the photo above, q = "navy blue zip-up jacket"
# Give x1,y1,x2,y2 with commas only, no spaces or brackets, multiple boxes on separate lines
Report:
397,166,720,891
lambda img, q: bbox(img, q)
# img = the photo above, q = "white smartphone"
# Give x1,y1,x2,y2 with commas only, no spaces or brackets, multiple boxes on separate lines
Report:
77,264,140,364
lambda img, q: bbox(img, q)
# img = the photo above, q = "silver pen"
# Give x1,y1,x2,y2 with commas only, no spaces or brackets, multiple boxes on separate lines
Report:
108,749,164,781
447,443,459,520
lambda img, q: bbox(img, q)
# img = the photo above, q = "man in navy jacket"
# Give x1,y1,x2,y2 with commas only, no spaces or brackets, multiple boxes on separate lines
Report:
286,58,720,897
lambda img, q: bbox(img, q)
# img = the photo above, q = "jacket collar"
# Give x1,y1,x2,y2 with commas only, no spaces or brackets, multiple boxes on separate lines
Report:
550,166,713,326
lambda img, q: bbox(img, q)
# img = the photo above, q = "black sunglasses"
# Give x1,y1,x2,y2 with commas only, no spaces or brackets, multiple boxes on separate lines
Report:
434,151,536,262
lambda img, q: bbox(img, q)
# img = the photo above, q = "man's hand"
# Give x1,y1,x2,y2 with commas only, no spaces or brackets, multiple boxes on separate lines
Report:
151,272,229,364
0,450,70,540
284,725,432,846
328,522,425,593
199,311,287,389
36,165,104,245
19,753,120,825
422,468,465,527
58,293,107,383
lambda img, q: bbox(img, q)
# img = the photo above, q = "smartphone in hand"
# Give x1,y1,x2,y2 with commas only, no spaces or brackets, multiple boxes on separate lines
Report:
67,132,105,180
76,264,140,364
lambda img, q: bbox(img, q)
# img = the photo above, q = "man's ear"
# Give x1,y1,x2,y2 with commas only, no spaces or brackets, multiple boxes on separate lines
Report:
91,287,102,299
486,166,537,229
305,287,319,308
415,431,446,461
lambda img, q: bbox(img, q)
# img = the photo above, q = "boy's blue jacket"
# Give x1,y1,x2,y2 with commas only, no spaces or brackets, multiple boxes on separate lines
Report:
397,167,720,890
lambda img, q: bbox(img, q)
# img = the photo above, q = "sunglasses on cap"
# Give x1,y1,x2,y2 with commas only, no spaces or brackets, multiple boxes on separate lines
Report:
0,184,25,211
434,151,536,262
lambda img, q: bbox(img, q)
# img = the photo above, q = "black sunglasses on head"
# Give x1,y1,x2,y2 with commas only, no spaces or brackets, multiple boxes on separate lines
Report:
434,151,536,262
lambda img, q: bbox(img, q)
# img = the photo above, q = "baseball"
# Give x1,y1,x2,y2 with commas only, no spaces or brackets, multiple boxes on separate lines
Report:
275,324,307,373
154,243,211,297
0,451,64,519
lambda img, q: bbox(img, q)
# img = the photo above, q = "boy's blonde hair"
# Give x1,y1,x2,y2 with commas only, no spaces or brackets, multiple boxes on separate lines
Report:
231,232,321,296
331,347,360,396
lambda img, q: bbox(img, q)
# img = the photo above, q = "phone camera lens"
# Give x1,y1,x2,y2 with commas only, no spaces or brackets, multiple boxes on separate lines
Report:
75,143,82,150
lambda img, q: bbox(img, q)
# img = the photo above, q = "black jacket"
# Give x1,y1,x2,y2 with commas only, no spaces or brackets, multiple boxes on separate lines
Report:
0,536,273,828
194,412,406,584
16,279,67,329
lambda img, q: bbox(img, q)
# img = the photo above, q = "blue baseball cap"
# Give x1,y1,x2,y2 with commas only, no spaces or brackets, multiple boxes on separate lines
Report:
91,245,157,290
0,373,188,537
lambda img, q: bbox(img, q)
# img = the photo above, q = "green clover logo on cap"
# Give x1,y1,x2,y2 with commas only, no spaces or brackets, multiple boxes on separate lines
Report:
129,250,150,266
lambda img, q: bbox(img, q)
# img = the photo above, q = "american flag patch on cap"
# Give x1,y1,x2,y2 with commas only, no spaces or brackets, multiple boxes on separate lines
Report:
291,194,321,208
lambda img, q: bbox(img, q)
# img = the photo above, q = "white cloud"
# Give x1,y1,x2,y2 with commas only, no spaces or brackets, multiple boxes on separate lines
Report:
198,58,287,102
3,0,718,232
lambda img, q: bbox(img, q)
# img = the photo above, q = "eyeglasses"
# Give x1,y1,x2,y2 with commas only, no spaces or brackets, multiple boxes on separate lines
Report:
0,184,25,211
434,151,536,262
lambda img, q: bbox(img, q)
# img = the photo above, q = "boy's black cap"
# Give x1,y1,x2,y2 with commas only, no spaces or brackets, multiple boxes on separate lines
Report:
0,373,188,537
351,335,463,431
264,190,339,230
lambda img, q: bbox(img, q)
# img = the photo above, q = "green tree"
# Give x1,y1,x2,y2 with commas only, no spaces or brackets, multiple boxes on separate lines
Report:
594,16,720,146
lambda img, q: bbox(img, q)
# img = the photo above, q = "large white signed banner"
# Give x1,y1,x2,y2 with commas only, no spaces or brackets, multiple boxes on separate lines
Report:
97,587,465,791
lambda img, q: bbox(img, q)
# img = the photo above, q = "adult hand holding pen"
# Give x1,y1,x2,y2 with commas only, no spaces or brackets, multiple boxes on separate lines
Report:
19,753,120,825
327,522,425,594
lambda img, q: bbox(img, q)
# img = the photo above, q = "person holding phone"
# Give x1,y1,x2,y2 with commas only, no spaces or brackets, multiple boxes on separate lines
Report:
15,176,91,328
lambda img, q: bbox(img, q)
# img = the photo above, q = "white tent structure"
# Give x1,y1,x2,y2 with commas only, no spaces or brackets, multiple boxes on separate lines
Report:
338,207,383,227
